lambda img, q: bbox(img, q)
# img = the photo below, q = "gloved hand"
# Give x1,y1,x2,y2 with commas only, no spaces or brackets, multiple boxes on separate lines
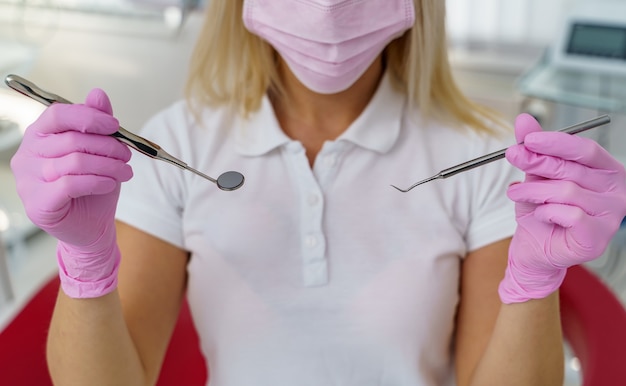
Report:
499,113,626,304
10,89,133,298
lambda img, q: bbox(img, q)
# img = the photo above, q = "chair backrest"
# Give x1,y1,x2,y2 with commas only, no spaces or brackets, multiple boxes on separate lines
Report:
156,295,208,385
559,264,626,386
2,265,624,386
0,276,57,386
0,277,209,386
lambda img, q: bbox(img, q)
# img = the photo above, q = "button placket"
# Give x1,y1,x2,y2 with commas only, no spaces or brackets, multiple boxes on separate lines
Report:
323,154,337,167
281,143,328,287
307,193,320,206
313,141,346,188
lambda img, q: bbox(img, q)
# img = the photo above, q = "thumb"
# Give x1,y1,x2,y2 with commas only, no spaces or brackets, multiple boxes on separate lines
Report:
514,113,543,143
507,114,546,183
85,88,113,115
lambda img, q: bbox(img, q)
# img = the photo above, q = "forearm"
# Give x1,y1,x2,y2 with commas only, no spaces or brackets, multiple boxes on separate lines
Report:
47,289,148,386
469,292,564,386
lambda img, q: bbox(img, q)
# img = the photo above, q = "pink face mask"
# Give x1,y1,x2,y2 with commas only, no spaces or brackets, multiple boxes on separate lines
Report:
243,0,415,94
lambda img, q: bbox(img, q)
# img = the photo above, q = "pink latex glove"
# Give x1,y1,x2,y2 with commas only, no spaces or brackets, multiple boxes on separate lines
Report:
499,113,626,304
10,89,133,298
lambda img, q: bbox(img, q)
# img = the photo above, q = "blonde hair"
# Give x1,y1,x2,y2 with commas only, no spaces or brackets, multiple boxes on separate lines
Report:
185,0,507,134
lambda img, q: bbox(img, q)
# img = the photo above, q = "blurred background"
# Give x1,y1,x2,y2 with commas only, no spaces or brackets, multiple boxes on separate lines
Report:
0,1,625,385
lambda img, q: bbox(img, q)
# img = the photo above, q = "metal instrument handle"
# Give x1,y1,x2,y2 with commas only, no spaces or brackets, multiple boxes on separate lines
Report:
4,74,245,190
4,74,164,161
439,114,612,179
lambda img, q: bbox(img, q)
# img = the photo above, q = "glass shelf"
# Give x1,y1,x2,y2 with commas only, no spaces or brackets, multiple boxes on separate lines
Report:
0,0,197,17
0,0,201,39
517,52,626,113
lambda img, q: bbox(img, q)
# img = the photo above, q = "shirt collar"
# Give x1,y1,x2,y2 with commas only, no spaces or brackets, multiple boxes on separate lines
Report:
234,71,405,157
234,96,291,157
336,71,405,154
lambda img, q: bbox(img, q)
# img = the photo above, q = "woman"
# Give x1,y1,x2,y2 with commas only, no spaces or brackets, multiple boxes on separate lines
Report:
10,0,626,385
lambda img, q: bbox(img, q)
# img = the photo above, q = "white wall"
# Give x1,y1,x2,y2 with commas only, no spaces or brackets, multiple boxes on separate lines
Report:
1,6,203,131
446,0,602,46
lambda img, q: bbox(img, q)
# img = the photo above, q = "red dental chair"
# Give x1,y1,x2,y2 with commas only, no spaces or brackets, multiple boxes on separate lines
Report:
559,265,626,385
0,277,208,386
1,264,624,385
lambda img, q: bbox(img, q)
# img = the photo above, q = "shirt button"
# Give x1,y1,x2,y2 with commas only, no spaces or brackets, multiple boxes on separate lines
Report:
323,155,336,167
307,194,319,206
304,235,318,248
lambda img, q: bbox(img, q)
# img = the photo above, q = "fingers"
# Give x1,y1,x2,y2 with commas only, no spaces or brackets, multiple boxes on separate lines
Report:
523,131,624,171
511,113,624,171
18,89,131,169
14,151,132,214
514,113,542,143
21,175,121,221
506,143,624,192
40,152,133,183
506,114,626,192
85,88,114,115
31,130,132,162
510,180,626,261
532,204,617,259
508,178,626,258
28,103,119,136
507,179,624,217
50,174,122,199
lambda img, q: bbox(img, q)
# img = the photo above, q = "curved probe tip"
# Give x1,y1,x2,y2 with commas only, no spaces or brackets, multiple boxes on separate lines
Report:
390,185,410,193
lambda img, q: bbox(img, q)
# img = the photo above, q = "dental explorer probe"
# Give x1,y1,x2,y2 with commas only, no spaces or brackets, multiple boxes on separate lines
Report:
4,74,244,191
391,114,611,193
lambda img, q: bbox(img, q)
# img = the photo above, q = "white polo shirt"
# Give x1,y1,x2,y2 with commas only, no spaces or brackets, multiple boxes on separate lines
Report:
116,73,522,386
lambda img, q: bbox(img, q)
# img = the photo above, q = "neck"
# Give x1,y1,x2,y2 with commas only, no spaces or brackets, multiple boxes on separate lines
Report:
273,57,384,134
271,56,384,164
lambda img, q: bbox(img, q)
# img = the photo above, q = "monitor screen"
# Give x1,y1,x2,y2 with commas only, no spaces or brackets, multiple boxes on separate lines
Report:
566,23,626,60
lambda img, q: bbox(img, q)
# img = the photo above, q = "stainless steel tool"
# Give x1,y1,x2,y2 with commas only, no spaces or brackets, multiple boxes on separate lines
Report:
4,74,245,191
391,114,611,192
